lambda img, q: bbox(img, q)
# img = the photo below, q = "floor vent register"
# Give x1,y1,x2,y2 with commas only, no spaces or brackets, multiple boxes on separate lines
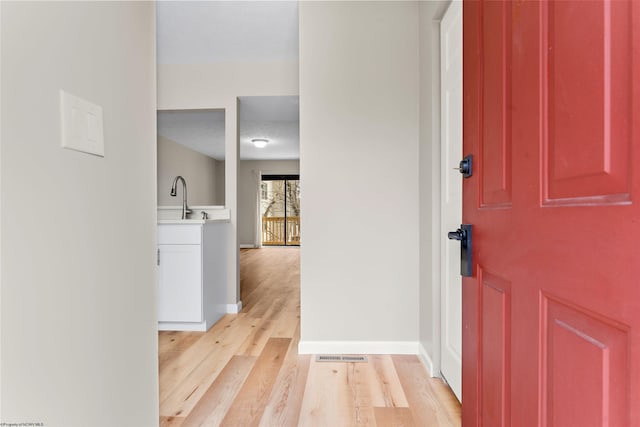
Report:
316,355,368,363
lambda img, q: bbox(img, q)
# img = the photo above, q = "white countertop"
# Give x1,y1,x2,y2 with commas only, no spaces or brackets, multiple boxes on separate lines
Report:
157,205,230,223
157,218,228,225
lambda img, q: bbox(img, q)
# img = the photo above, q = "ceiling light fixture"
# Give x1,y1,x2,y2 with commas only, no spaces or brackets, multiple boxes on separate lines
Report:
252,138,269,148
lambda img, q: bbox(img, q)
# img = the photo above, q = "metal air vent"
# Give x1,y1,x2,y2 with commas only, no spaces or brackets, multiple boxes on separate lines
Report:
316,355,368,363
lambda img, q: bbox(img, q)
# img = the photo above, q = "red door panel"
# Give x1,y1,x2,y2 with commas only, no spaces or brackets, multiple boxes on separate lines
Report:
481,270,511,427
462,0,640,426
544,0,632,204
543,296,628,427
481,0,512,208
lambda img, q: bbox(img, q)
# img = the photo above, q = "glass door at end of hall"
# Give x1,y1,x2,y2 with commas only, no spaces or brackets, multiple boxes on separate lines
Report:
260,175,300,246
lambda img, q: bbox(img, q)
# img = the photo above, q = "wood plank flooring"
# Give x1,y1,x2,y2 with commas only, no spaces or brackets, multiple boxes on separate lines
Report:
159,247,461,427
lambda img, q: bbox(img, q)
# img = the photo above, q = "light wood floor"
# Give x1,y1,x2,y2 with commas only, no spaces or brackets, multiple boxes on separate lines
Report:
159,247,461,427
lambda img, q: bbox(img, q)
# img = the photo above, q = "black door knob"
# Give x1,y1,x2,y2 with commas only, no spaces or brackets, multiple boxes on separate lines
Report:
448,229,466,242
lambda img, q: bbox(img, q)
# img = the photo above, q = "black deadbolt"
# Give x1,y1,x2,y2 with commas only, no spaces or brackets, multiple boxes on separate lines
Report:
456,155,473,178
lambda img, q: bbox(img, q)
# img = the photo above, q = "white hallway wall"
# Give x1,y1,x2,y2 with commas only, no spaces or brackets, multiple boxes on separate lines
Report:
238,159,300,247
1,2,158,425
157,61,298,307
299,1,420,353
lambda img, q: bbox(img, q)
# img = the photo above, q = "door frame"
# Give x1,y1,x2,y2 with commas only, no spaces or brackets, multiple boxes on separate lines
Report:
438,0,463,402
252,169,300,248
418,0,456,380
260,174,301,247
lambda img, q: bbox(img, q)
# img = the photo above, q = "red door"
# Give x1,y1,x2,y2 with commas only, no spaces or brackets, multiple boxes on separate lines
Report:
462,1,639,426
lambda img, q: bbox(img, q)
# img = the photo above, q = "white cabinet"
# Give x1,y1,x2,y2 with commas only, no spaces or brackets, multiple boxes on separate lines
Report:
157,244,202,322
157,222,227,331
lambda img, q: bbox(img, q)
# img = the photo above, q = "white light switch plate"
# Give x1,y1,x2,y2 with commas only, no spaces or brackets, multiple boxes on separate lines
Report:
60,90,104,157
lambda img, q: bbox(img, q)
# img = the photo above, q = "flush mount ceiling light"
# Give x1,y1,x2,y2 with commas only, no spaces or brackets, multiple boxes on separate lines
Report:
252,138,269,148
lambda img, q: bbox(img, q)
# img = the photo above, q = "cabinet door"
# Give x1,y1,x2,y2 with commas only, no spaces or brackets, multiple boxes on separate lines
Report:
157,244,202,322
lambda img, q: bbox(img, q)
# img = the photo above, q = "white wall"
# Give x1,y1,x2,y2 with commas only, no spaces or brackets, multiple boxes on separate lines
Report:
418,0,451,376
299,1,420,352
238,160,300,246
216,160,226,206
158,60,298,307
1,2,158,426
157,135,223,206
159,61,298,105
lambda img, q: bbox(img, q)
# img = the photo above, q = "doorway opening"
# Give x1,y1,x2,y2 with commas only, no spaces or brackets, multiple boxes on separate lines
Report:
260,174,300,246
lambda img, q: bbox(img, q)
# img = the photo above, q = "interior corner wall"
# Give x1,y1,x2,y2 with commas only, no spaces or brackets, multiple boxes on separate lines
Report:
299,1,420,351
157,135,221,206
215,160,225,206
1,2,158,425
157,60,298,307
418,0,451,375
238,159,300,247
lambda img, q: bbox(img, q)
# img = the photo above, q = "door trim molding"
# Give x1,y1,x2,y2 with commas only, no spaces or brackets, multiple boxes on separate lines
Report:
438,0,463,402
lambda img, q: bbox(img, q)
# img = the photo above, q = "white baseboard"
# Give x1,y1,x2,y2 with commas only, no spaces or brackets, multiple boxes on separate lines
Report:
418,342,436,377
298,340,419,355
240,244,257,249
158,321,207,332
226,301,243,313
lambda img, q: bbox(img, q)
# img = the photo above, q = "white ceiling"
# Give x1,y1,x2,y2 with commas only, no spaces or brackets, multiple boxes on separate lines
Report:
157,1,299,65
239,96,299,160
156,1,300,161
